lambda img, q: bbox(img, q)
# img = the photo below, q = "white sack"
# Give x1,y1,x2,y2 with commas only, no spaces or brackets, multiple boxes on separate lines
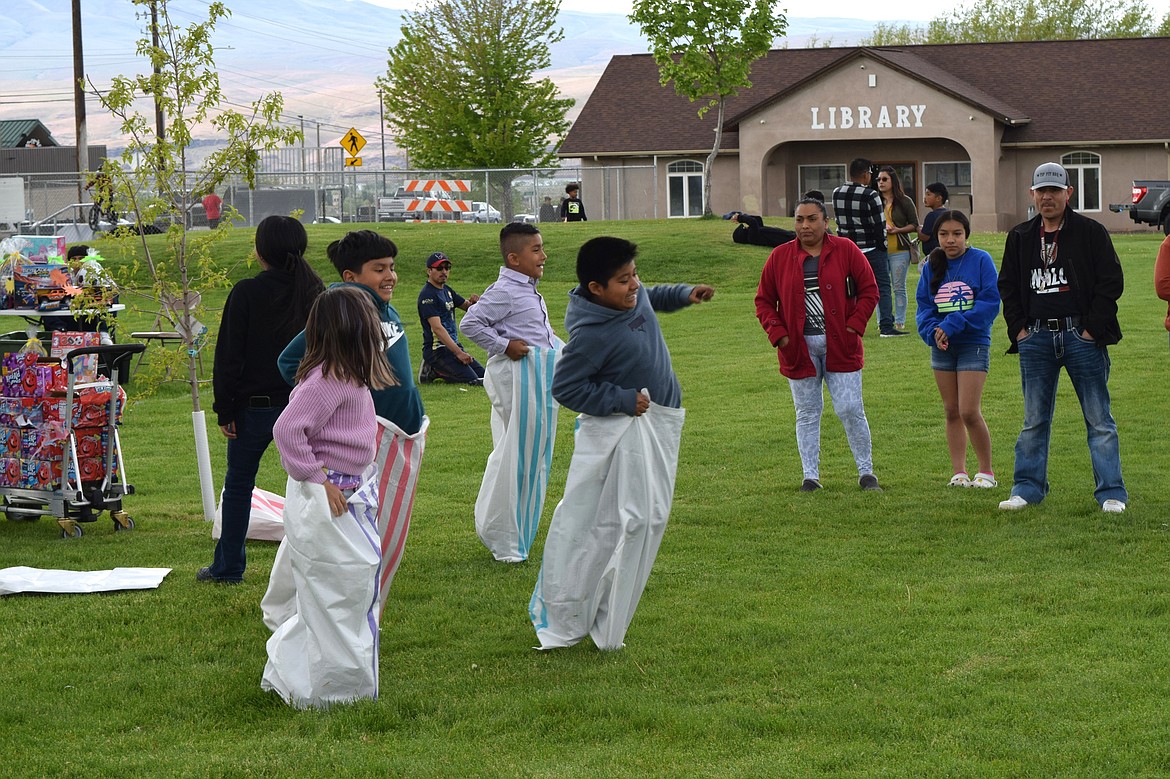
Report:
475,347,560,562
261,416,428,631
212,487,285,542
528,401,685,651
260,474,382,709
0,566,171,596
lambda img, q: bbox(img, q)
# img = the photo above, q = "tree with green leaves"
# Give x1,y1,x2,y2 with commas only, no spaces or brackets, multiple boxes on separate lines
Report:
89,0,300,520
863,0,1169,45
375,0,573,199
630,0,786,217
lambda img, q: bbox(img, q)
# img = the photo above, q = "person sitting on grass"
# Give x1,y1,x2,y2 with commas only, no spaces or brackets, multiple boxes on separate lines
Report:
416,251,484,386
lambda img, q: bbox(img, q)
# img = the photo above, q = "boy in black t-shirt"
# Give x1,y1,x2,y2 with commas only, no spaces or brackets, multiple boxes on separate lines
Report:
559,183,587,222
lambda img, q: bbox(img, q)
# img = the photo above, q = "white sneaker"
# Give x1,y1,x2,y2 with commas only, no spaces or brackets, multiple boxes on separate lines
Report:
1102,499,1126,514
969,472,997,488
998,495,1029,510
948,473,971,487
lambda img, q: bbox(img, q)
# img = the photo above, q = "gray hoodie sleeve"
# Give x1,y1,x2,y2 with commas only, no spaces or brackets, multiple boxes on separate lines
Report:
646,284,694,313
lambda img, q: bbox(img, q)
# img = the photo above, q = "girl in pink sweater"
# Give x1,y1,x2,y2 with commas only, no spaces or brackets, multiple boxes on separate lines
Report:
275,286,396,513
263,286,397,709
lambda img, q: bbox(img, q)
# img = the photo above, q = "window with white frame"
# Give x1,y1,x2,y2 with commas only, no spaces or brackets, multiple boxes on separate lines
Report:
923,161,973,212
799,164,847,199
1061,152,1101,212
668,160,704,217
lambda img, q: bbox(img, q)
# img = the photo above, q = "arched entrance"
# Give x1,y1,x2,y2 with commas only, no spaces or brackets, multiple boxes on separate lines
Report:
759,138,973,218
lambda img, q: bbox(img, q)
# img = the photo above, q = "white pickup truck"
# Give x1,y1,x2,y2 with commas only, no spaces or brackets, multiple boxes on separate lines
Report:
376,188,461,222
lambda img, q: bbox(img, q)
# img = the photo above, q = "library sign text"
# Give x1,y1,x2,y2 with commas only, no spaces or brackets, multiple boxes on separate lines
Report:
811,104,926,130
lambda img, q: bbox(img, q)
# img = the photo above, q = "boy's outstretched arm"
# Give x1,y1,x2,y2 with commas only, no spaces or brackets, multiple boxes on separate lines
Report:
645,283,714,311
689,285,715,303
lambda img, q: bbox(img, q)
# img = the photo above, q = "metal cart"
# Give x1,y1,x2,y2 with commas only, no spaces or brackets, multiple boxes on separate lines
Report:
2,343,145,538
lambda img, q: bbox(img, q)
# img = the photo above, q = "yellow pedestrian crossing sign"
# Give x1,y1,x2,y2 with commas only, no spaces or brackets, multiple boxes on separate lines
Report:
346,157,363,167
341,127,366,156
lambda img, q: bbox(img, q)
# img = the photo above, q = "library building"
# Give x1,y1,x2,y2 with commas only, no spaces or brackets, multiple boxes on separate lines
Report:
560,37,1170,232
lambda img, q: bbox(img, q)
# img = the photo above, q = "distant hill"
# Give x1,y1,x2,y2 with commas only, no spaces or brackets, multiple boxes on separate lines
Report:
0,0,880,157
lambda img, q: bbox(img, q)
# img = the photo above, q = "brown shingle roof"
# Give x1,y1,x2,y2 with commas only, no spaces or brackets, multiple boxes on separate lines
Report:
559,37,1170,156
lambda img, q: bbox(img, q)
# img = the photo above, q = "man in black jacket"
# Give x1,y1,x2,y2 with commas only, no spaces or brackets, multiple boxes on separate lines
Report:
997,162,1127,513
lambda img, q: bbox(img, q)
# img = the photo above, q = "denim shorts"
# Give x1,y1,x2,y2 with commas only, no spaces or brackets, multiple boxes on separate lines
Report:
930,341,990,372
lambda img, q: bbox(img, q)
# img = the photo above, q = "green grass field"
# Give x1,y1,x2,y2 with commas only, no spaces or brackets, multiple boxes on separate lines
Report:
2,218,1168,777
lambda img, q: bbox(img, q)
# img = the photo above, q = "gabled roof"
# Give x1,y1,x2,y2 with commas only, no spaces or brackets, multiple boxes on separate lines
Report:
0,119,60,149
559,37,1170,156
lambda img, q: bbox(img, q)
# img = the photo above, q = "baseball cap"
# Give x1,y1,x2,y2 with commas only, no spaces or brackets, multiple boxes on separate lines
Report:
426,251,451,268
1031,163,1069,190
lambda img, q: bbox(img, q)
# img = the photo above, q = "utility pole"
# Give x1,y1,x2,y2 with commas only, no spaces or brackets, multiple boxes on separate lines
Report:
72,0,87,204
379,96,387,196
299,114,306,186
150,0,164,142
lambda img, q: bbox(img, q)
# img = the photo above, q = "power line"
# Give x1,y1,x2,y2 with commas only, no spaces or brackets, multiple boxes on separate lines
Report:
169,3,391,60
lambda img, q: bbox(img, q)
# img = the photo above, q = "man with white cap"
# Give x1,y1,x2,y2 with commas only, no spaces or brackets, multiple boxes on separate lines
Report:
997,162,1127,513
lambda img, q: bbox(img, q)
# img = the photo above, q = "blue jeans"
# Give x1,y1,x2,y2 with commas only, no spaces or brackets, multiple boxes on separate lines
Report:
425,347,485,384
888,250,911,326
1011,329,1126,505
208,406,283,581
865,247,894,333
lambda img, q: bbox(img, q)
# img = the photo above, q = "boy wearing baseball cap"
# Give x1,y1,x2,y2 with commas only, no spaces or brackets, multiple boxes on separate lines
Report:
416,251,484,385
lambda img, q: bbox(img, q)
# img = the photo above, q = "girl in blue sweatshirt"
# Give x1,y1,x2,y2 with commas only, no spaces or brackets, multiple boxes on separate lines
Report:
915,210,1001,488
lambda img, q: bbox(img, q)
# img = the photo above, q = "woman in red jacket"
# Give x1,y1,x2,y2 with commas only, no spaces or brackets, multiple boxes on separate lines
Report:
755,197,882,492
1156,233,1170,340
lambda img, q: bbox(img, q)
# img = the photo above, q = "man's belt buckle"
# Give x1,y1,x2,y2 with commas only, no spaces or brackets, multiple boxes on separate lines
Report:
1045,318,1062,331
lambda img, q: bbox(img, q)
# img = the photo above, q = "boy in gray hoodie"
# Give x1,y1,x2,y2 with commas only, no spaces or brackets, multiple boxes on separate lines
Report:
551,236,714,415
531,237,713,650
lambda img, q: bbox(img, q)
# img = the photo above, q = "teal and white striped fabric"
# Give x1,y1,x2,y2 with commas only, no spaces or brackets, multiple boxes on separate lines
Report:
474,346,561,562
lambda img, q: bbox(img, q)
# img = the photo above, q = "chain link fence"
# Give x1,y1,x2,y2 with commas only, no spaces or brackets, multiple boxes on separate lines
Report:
3,148,657,237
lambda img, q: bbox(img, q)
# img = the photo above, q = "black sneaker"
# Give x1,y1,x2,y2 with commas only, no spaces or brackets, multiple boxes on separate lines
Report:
859,474,883,491
879,329,909,338
417,361,436,384
196,567,241,584
800,478,823,492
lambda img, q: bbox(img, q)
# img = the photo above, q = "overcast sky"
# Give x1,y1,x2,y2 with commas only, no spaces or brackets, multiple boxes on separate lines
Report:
364,0,1170,24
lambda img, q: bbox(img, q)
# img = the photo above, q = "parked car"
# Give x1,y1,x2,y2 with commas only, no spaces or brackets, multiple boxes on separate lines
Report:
512,213,537,224
1109,180,1170,234
466,202,501,223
